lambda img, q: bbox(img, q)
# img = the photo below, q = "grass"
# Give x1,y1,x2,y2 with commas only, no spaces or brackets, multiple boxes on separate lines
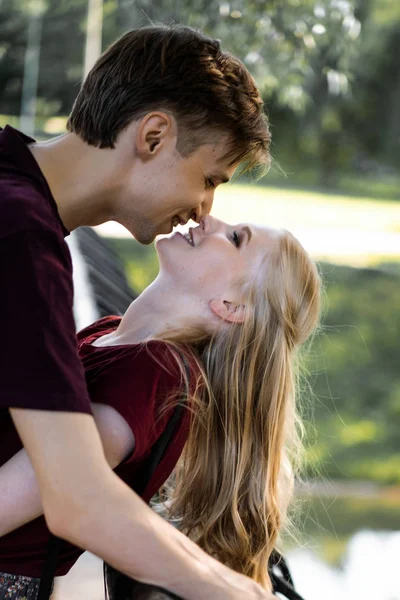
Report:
262,163,400,202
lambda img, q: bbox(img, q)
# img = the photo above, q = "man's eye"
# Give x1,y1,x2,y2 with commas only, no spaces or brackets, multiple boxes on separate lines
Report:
205,177,215,189
231,230,241,248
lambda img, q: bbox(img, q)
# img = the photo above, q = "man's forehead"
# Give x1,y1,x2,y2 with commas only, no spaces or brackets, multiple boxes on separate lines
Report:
203,136,234,159
197,140,237,182
212,158,237,182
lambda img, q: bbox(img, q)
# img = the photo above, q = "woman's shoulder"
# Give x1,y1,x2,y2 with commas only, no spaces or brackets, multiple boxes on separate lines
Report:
115,340,197,395
77,315,122,343
79,322,199,412
84,337,195,400
142,342,199,389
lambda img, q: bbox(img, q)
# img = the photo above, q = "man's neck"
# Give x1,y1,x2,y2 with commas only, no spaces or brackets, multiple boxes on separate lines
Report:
29,133,115,232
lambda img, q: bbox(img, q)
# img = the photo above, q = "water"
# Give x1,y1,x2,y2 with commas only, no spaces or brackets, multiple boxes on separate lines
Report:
287,530,400,600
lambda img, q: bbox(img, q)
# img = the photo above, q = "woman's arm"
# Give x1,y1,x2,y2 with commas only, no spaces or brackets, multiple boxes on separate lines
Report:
0,403,135,536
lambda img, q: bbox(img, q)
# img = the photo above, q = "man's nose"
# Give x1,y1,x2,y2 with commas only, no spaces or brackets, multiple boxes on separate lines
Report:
199,188,215,220
192,188,215,224
196,189,214,223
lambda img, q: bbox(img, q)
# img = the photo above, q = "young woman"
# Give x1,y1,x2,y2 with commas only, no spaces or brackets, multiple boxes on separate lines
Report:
0,215,321,599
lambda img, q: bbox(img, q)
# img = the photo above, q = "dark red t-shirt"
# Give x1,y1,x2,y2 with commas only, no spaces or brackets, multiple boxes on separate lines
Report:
0,125,91,414
0,316,192,577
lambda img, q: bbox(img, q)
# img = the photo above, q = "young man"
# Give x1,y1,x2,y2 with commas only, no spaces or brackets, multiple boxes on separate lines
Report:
0,25,273,599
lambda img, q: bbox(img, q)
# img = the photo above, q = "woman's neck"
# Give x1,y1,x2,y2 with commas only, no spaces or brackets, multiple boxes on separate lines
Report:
101,277,206,346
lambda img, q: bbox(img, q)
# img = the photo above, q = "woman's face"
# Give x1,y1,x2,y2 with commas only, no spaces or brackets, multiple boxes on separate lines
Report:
156,215,282,304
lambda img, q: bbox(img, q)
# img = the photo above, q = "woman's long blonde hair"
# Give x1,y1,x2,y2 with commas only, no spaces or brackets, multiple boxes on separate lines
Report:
155,230,321,590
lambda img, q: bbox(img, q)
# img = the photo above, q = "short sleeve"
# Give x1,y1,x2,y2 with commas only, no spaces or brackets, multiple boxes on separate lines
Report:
87,343,184,460
0,231,92,413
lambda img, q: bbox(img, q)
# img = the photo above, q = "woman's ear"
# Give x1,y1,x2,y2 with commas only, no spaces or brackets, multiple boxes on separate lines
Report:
209,299,247,324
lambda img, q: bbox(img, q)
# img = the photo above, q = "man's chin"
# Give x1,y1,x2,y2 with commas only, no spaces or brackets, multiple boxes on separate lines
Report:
124,219,170,245
127,224,157,245
151,223,175,242
134,232,156,245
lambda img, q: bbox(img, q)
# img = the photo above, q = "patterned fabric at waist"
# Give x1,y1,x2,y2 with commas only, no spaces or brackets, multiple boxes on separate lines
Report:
0,571,53,600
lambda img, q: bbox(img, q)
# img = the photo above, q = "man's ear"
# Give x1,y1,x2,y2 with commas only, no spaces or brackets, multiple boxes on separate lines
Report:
209,299,247,324
135,112,175,158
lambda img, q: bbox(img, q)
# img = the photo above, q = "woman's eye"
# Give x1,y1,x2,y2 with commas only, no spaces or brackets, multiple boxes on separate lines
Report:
231,230,241,248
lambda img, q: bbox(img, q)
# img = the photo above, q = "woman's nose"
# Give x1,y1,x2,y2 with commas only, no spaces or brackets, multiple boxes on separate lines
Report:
200,214,222,234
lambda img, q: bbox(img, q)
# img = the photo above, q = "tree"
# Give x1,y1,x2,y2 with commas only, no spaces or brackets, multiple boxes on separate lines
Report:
0,0,29,115
2,0,361,119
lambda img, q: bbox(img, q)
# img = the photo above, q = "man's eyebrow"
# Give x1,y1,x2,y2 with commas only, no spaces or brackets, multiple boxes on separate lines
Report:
242,226,252,243
213,172,230,184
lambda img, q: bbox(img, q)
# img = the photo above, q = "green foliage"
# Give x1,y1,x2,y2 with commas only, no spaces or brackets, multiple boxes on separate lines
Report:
116,0,361,113
0,0,29,114
107,237,159,292
305,262,400,483
1,0,361,116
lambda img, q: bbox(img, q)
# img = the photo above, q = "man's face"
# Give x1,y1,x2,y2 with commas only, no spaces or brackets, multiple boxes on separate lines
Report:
113,129,237,244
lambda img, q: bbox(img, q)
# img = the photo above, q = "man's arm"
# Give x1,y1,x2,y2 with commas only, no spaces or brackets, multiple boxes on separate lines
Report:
11,409,275,600
0,403,134,535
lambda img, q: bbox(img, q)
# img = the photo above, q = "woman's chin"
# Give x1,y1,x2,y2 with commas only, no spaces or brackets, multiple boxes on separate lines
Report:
154,235,169,253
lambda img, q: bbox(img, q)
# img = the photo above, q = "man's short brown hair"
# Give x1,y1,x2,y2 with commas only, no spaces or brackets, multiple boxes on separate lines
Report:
67,25,270,172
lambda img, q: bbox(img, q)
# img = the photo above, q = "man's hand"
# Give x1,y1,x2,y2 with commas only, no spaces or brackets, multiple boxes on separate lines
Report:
175,552,277,600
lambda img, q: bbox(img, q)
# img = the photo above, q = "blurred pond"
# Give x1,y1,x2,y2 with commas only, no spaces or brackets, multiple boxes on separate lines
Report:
285,493,400,600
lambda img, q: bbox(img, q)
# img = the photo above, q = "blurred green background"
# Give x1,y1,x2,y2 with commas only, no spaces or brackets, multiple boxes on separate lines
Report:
2,0,400,595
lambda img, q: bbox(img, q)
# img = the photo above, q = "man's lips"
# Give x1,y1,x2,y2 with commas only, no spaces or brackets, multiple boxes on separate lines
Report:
172,215,190,228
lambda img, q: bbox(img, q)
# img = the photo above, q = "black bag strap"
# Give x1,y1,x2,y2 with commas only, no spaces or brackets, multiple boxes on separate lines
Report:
103,354,190,600
270,573,305,600
37,533,62,600
38,353,190,600
269,550,306,600
133,391,186,497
